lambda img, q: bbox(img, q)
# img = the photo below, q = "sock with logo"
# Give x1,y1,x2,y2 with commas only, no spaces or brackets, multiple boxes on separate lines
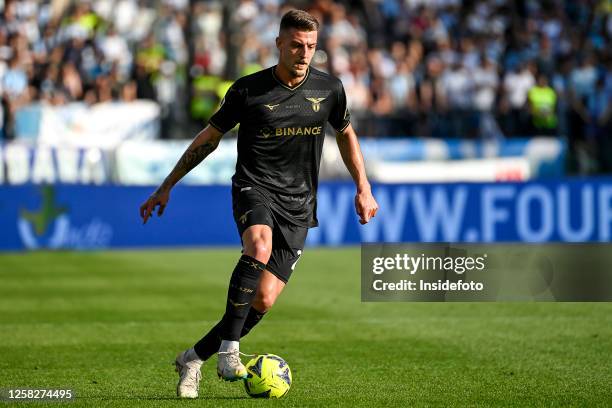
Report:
218,255,265,342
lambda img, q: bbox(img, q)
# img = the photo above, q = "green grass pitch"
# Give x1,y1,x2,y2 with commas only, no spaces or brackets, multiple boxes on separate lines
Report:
0,248,611,407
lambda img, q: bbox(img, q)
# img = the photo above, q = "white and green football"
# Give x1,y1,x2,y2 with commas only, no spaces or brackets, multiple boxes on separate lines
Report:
243,354,292,399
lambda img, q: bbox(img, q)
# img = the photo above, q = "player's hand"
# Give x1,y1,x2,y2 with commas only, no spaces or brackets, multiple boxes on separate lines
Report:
355,187,378,225
139,187,170,225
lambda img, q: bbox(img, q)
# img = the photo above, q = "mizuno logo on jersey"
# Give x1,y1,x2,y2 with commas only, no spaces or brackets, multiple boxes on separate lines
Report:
305,97,326,112
264,103,280,111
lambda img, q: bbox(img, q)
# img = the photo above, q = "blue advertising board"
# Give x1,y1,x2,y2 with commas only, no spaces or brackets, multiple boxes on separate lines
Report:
309,179,612,245
1,179,611,251
0,185,237,250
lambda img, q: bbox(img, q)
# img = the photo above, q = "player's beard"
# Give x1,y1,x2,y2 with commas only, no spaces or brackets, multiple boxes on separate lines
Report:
289,61,308,78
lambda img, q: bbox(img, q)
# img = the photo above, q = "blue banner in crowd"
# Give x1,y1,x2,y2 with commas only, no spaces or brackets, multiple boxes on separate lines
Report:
1,178,611,250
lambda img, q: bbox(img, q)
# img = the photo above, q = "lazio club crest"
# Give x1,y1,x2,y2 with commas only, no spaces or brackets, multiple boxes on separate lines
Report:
305,97,326,112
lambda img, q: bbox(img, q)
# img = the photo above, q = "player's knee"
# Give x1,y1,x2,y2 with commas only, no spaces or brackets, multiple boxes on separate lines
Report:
254,292,276,312
243,237,271,264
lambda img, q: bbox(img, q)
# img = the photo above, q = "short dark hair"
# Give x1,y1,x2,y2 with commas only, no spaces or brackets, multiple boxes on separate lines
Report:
279,9,320,33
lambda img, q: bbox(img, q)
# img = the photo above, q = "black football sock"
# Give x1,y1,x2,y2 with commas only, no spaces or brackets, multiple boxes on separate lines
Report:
193,320,223,361
193,307,267,361
240,306,266,337
219,255,265,341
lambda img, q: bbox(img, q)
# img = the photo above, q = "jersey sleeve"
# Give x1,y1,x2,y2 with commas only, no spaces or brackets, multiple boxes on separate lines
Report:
328,80,351,133
208,83,245,133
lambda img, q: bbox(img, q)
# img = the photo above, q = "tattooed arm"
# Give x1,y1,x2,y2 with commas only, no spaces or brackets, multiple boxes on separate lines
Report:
140,125,224,224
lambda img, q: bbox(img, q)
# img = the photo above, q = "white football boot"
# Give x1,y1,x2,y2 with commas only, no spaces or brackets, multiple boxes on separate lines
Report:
217,349,248,381
175,350,202,398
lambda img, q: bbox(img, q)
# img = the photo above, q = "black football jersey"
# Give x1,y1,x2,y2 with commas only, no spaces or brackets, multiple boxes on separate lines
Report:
209,66,351,227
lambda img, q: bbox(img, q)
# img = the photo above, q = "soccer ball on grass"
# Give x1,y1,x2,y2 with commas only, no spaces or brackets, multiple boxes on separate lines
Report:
243,354,292,398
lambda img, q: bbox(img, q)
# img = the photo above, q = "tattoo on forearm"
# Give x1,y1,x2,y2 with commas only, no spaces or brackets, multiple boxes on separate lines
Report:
155,140,218,195
176,141,217,174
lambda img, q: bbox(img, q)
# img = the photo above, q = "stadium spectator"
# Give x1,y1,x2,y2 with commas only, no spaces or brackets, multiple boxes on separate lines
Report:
587,77,612,171
473,55,502,139
500,62,535,137
527,73,558,136
442,60,474,137
417,55,447,137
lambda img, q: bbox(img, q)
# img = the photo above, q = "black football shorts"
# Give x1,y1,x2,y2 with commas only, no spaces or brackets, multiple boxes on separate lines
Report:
232,184,307,283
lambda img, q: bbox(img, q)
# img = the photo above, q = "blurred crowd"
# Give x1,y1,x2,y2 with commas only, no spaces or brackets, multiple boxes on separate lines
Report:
0,0,190,140
1,0,611,170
